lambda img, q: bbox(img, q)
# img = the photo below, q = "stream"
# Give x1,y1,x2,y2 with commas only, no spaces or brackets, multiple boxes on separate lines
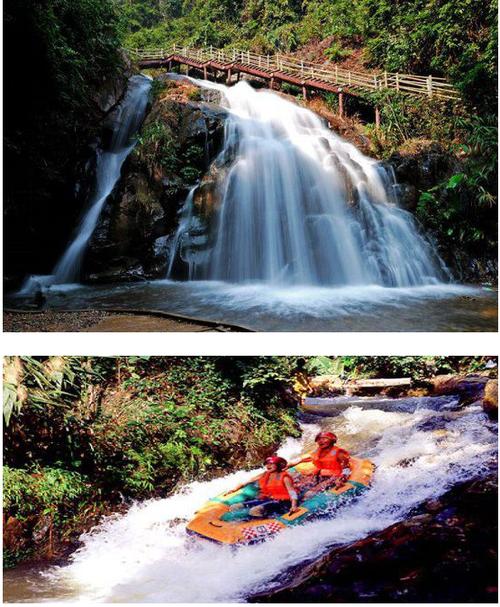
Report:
3,394,497,602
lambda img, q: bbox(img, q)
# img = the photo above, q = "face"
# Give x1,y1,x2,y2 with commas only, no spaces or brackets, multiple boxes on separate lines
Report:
265,461,278,471
317,436,335,449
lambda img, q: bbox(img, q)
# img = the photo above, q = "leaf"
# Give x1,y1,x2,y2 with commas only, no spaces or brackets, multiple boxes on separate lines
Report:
446,173,465,189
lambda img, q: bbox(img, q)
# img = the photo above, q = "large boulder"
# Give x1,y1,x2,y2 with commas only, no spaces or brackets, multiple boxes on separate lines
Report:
427,374,489,405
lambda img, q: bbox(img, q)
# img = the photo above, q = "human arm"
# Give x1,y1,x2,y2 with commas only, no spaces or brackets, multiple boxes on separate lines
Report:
283,476,298,513
285,454,312,469
335,450,351,487
223,473,262,496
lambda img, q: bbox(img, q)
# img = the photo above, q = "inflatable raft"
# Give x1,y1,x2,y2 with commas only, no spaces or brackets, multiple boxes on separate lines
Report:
186,456,375,545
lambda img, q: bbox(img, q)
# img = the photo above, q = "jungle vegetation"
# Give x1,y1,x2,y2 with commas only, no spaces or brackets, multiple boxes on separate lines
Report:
3,0,497,280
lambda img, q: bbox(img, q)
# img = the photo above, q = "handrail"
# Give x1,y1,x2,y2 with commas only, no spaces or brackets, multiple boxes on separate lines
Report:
127,46,460,100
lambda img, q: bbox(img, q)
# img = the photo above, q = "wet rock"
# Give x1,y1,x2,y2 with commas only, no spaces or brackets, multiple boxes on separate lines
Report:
308,375,344,397
83,78,227,283
428,374,489,405
483,380,498,418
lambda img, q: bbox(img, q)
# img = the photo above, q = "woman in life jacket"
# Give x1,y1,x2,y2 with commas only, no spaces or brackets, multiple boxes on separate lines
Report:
226,456,299,517
288,431,351,498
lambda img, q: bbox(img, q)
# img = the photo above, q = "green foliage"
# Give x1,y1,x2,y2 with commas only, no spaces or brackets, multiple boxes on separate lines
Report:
4,357,302,503
340,356,492,382
3,466,91,521
324,42,352,62
363,0,497,112
416,113,497,259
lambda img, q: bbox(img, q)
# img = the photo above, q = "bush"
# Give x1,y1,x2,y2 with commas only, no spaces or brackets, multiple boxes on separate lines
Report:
3,466,91,522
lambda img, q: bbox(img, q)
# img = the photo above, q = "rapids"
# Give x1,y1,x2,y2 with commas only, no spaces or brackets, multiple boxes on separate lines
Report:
167,78,448,287
3,396,497,602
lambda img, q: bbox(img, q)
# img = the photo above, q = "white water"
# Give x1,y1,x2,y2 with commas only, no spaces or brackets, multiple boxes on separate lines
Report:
17,397,495,603
18,75,151,294
167,78,448,287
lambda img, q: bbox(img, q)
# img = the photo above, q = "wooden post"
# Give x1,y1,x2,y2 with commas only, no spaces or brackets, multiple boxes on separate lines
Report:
302,84,307,99
384,70,388,88
427,75,433,97
167,60,172,71
335,65,338,83
203,65,208,79
236,71,240,81
186,65,190,76
270,76,274,89
338,92,344,117
395,73,400,91
375,106,381,129
227,68,232,84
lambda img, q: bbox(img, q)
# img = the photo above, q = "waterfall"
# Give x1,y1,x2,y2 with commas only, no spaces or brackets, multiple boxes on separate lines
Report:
167,79,448,287
18,75,151,294
53,75,151,283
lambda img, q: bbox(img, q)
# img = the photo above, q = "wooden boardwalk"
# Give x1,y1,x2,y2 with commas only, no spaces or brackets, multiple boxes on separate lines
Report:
129,45,460,102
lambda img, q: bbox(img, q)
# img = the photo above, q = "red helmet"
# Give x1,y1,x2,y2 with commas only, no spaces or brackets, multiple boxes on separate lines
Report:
315,431,337,443
265,456,287,471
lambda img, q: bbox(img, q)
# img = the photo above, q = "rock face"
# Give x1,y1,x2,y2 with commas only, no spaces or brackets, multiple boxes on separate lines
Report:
427,373,490,404
389,142,458,213
388,142,497,283
84,78,226,282
252,475,498,603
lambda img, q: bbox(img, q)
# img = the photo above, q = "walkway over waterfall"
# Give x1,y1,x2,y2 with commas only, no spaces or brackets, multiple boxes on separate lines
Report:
129,45,460,103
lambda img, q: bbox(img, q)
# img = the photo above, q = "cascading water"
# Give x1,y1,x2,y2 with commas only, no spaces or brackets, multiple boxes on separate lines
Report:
4,396,496,602
167,79,448,287
18,75,151,293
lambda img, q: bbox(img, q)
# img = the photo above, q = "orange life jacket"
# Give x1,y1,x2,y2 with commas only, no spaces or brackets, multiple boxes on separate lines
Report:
311,446,349,477
258,471,293,500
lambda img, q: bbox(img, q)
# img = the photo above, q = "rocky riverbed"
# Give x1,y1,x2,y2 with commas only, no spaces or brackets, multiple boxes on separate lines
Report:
253,473,498,603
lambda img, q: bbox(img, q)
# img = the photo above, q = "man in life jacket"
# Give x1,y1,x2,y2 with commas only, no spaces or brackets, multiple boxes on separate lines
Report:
226,456,299,517
288,431,351,498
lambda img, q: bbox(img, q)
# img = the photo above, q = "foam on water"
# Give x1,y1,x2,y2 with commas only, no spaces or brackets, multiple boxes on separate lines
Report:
33,400,496,603
167,77,448,288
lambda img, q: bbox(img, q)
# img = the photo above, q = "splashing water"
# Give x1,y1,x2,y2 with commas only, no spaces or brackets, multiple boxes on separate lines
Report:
167,78,448,287
6,397,495,603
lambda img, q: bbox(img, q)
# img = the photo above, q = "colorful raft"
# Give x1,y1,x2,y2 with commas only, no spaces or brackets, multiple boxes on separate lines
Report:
186,457,375,545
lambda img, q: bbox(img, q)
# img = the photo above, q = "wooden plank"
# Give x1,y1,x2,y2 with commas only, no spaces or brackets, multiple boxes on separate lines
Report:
352,378,411,388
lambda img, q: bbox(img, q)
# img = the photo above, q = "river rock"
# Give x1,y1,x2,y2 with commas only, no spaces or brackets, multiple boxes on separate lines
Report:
483,379,498,418
308,375,344,396
427,374,489,405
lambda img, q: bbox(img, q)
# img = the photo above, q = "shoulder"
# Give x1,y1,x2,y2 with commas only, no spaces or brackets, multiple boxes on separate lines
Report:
336,447,350,457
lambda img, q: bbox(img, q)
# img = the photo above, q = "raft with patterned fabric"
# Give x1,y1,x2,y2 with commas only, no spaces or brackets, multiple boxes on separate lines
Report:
186,456,375,545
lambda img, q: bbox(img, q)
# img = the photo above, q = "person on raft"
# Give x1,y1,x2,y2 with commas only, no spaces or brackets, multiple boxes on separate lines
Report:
227,455,299,517
287,431,351,498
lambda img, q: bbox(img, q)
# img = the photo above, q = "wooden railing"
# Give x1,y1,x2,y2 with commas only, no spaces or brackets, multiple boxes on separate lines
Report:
128,45,460,101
